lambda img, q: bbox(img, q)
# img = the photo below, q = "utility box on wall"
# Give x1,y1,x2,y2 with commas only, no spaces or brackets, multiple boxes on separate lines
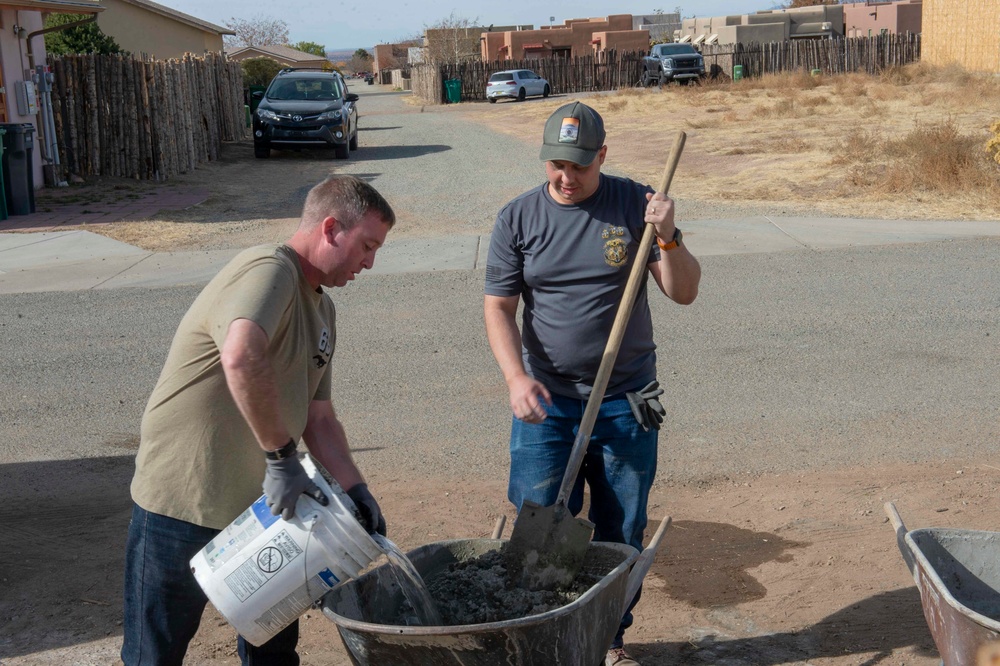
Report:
15,81,37,116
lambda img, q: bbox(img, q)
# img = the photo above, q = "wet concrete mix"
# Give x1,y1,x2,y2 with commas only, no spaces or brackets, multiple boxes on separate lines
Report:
395,548,610,626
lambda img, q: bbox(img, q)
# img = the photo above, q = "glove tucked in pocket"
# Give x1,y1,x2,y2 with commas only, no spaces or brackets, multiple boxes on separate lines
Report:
626,380,666,432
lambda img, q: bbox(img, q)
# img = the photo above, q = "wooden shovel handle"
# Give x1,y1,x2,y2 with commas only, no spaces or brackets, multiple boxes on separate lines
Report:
556,131,687,505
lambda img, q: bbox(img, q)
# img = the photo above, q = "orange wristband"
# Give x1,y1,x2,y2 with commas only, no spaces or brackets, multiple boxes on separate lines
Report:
657,228,682,251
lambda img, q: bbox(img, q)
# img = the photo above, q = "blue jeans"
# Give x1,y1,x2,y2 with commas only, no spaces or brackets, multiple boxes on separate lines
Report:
508,392,658,649
122,504,299,665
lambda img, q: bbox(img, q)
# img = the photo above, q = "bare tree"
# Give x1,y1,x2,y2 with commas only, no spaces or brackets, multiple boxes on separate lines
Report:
423,12,481,63
224,14,289,48
349,48,373,74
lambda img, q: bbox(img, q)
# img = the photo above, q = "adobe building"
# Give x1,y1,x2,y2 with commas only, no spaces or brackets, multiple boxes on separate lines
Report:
842,0,922,38
678,5,846,45
635,13,682,42
481,14,649,60
373,42,413,80
422,24,529,62
921,0,998,72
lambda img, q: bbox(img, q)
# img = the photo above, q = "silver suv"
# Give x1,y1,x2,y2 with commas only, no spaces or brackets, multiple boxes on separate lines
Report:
252,69,359,159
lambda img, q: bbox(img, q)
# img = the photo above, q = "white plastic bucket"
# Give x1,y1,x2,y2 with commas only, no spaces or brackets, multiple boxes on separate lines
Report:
190,456,383,646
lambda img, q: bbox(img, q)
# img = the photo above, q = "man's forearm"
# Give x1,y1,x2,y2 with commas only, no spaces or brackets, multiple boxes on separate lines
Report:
657,246,701,305
484,298,527,384
302,401,365,491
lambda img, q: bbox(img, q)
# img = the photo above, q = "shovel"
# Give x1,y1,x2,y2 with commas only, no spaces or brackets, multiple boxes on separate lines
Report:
507,130,687,590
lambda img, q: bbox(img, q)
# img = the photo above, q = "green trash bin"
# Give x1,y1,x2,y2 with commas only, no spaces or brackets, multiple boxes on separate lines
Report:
444,78,461,104
733,64,744,81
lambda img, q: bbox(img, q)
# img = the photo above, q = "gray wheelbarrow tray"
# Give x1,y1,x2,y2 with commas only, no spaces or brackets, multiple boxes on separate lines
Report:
320,538,640,666
885,502,1000,665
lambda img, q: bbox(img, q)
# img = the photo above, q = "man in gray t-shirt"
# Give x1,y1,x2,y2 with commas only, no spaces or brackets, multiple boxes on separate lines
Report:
484,102,701,666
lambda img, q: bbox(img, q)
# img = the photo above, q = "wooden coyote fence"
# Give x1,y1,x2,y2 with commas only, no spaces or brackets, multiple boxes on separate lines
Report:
51,52,246,181
411,51,647,105
703,33,921,79
412,34,920,105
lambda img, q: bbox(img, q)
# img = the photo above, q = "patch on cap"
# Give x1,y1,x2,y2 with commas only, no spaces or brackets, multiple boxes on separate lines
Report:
558,117,580,144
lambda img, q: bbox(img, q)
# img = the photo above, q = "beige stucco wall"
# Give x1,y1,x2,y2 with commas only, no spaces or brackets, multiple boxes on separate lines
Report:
843,1,922,38
1,8,45,188
97,0,222,59
922,0,999,71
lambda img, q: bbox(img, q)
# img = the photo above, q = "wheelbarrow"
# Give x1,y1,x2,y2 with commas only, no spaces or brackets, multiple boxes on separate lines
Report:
321,538,639,665
885,502,1000,665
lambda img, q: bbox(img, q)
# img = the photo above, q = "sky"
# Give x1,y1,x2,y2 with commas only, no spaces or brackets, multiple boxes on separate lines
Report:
164,1,774,52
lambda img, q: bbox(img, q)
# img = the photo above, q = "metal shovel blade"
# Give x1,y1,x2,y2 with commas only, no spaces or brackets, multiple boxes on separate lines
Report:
507,499,595,590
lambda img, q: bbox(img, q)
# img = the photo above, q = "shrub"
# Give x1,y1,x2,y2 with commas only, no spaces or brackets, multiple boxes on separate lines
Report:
241,57,282,88
984,120,1000,165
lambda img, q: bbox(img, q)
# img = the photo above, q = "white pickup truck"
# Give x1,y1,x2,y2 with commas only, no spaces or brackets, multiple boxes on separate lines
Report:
642,43,706,86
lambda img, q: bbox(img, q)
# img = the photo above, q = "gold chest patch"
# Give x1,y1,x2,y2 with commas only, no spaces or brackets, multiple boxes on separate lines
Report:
602,226,628,267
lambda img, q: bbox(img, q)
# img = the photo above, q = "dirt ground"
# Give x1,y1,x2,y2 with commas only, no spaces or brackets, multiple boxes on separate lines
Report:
6,71,1000,664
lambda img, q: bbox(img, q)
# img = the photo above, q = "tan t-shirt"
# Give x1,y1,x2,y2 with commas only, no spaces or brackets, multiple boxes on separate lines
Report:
131,244,335,529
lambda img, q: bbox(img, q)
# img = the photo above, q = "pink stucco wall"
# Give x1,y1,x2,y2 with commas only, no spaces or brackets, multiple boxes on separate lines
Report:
0,8,44,189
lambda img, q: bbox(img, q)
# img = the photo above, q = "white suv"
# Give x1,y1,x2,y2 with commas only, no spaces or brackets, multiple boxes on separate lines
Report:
486,69,551,103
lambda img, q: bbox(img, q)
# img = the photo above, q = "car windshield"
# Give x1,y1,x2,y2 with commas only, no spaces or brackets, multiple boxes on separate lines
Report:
659,44,696,56
266,77,343,101
489,73,514,82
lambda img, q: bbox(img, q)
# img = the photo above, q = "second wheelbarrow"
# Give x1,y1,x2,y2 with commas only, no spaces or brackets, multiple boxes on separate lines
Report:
885,502,1000,666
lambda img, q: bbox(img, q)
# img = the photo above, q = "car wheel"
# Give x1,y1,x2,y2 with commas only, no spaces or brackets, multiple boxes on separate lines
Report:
517,87,526,101
642,69,653,87
349,130,358,151
543,84,550,98
334,142,349,159
254,143,270,159
488,98,497,103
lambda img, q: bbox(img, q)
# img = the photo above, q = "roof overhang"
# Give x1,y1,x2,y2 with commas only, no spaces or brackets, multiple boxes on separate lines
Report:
2,0,104,13
522,43,545,49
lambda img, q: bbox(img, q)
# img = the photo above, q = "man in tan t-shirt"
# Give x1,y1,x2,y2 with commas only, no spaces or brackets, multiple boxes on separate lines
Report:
122,176,395,665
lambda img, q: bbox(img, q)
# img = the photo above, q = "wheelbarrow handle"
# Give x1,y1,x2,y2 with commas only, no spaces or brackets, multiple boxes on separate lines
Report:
621,516,672,616
491,514,507,540
884,502,917,580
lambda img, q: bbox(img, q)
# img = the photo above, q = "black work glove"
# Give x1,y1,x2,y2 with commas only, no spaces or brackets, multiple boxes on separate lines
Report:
346,483,387,536
626,380,666,432
263,455,328,521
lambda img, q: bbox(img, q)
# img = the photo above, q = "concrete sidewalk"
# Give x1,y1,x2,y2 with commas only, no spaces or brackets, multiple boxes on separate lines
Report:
1,216,998,294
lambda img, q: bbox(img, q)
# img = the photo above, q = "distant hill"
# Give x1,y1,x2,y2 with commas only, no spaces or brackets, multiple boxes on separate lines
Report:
326,48,371,62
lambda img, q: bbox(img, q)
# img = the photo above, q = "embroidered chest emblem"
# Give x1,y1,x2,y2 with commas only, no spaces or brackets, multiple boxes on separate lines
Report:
602,226,628,268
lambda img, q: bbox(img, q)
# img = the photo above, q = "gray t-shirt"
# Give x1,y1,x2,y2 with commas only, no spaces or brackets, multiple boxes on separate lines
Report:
485,174,659,399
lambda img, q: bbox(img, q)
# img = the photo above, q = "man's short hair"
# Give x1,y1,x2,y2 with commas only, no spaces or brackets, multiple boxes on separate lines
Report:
301,176,396,230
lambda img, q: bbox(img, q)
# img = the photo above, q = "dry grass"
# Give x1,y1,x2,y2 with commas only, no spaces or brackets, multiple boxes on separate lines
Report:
462,62,1000,220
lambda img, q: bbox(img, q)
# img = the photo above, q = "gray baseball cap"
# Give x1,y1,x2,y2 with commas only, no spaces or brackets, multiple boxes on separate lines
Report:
539,101,606,166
